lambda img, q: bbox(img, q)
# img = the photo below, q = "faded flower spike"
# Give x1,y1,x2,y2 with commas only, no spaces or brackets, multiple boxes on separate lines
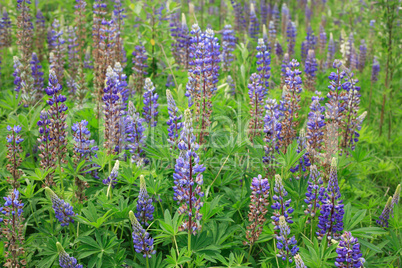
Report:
129,210,156,258
56,242,83,268
135,175,155,227
294,254,307,268
45,187,76,227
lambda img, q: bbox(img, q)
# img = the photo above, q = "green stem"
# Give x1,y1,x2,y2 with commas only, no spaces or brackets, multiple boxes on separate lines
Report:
58,158,64,198
188,230,192,268
146,256,149,268
246,244,253,263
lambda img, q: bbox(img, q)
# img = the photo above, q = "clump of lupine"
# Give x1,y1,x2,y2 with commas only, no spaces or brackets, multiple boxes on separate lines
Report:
129,210,156,258
45,187,76,227
132,43,148,94
56,242,83,268
377,184,400,228
317,158,344,242
0,189,26,267
335,232,365,267
244,175,270,247
256,38,271,93
6,125,24,189
173,109,205,234
166,89,183,149
135,175,154,227
142,78,159,127
126,101,147,166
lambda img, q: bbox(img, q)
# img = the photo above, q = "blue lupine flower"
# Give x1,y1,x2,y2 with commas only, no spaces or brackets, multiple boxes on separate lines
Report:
129,210,156,258
221,25,236,71
276,216,299,263
327,33,335,63
135,175,154,227
37,110,56,186
132,43,148,94
248,73,265,141
306,91,326,157
272,3,280,30
227,75,236,96
304,165,324,220
377,184,400,228
103,160,119,188
2,189,24,219
290,130,311,179
173,110,205,234
31,53,44,95
84,46,93,69
271,175,294,229
1,9,12,48
49,19,66,80
286,21,296,57
57,242,83,268
317,158,344,241
280,53,290,87
248,3,259,40
165,74,175,88
304,49,318,91
126,101,147,166
326,60,349,124
268,20,276,47
13,56,22,94
166,89,183,149
358,40,367,72
67,26,79,94
45,187,76,227
319,25,327,56
335,232,365,267
371,57,380,83
230,0,247,34
263,98,282,173
177,13,191,68
142,78,159,127
256,38,271,93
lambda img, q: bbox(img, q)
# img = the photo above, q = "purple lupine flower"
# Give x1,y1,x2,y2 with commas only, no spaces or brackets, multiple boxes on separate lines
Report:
35,10,46,61
256,38,271,93
244,175,270,246
280,53,290,87
286,21,296,57
281,59,303,150
263,98,282,175
178,14,191,68
371,57,380,83
166,90,183,149
305,5,311,26
276,216,299,263
272,3,280,31
268,20,276,49
12,56,23,95
16,0,34,61
173,109,205,235
31,53,44,96
377,184,401,228
132,44,148,94
102,66,120,155
103,160,119,188
221,25,236,71
46,70,68,165
227,75,236,95
317,158,344,242
37,110,56,187
169,12,181,64
67,26,80,94
290,130,311,179
84,46,93,69
271,175,294,230
49,19,66,81
135,175,154,227
306,91,326,158
142,78,159,127
319,25,327,56
275,41,283,59
166,74,175,88
335,232,365,267
327,33,335,63
304,49,318,91
126,101,147,166
281,4,290,36
260,0,268,27
304,165,324,221
358,40,367,72
45,187,76,227
113,0,126,66
294,254,307,268
1,9,12,48
129,210,156,258
301,26,317,62
0,189,26,267
248,3,259,40
248,73,265,142
56,242,83,268
230,0,247,35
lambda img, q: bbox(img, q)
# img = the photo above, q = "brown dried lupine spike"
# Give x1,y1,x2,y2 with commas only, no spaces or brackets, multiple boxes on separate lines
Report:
75,68,88,106
74,0,87,64
322,122,338,177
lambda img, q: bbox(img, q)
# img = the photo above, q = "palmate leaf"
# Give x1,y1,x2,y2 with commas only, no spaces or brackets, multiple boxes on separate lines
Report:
164,247,191,268
34,236,70,268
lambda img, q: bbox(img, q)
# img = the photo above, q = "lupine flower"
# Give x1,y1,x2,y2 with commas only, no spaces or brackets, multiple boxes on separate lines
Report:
84,46,94,69
99,18,117,67
276,216,299,263
319,25,327,56
350,48,359,71
371,57,380,83
294,254,307,268
31,53,44,97
281,4,290,37
169,12,182,64
281,59,303,150
56,242,83,268
132,43,148,94
377,184,401,228
166,74,175,88
248,73,265,142
6,125,24,188
67,26,80,93
45,187,76,227
358,40,367,72
74,0,87,61
248,3,259,40
166,90,183,149
126,101,147,166
263,99,282,175
301,26,317,62
37,110,56,187
1,9,12,48
103,66,120,155
280,53,290,87
221,25,236,71
304,165,324,221
304,49,318,91
46,70,68,166
135,175,154,227
327,33,335,62
271,175,294,230
173,110,206,234
0,189,26,267
290,130,311,179
272,3,280,31
72,120,99,201
275,41,283,60
244,175,270,246
306,91,326,159
260,1,268,27
178,13,191,68
226,75,236,96
256,38,271,93
230,0,247,35
268,20,276,50
286,21,296,57
35,10,46,61
49,19,66,81
113,0,126,66
16,0,34,61
129,210,156,258
335,232,365,267
142,78,159,127
100,158,118,191
317,158,344,242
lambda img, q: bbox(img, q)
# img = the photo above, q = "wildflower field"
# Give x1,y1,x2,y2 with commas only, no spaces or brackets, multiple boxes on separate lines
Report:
0,0,401,267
